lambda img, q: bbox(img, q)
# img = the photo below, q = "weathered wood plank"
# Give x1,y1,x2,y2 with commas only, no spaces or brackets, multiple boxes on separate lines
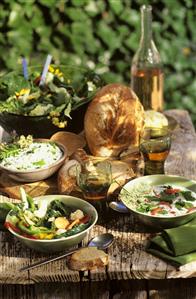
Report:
0,284,36,299
148,278,196,299
111,280,147,299
165,109,196,180
0,281,147,299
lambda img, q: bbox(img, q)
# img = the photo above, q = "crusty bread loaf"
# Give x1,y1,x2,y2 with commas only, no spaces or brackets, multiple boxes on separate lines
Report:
57,159,80,194
68,247,109,271
84,83,144,157
72,148,90,165
50,131,86,157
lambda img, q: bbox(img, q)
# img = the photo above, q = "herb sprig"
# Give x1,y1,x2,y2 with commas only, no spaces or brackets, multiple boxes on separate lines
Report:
0,135,33,162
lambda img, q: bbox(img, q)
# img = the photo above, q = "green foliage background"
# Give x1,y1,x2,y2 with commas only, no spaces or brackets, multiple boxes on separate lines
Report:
0,0,195,126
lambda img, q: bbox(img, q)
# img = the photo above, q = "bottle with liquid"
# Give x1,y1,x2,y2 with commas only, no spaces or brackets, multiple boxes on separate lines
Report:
131,5,164,111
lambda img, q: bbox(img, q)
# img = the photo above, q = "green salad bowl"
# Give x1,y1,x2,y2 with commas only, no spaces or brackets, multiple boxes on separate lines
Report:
0,64,103,138
120,175,196,229
5,195,98,252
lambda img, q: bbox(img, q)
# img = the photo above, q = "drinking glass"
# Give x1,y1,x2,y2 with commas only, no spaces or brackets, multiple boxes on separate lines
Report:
139,127,171,175
76,159,112,212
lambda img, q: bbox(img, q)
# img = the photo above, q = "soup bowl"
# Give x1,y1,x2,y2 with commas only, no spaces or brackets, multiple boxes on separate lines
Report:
119,175,196,229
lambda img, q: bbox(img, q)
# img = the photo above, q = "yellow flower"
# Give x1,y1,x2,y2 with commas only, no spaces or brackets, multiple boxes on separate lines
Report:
51,116,67,128
52,117,59,126
49,111,60,117
58,121,67,128
49,65,64,78
17,135,33,148
48,65,55,73
54,69,63,78
182,47,191,56
15,88,30,98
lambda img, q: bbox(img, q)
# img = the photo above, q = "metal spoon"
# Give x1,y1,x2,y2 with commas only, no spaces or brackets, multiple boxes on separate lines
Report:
88,233,114,250
19,233,114,272
109,201,130,213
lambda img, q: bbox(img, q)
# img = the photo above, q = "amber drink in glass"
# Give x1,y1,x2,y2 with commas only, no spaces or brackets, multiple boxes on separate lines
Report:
139,128,171,175
76,159,112,212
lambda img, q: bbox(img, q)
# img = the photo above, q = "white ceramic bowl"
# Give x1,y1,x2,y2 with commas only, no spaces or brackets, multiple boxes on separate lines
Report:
0,139,67,182
6,195,98,252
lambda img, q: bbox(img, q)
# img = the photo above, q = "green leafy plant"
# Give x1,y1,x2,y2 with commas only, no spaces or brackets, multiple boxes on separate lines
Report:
0,0,195,126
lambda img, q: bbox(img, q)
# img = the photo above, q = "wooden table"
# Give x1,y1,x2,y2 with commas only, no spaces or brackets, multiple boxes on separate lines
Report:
0,109,196,299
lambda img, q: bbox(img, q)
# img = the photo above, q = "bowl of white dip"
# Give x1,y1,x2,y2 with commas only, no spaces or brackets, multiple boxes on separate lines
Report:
0,138,67,182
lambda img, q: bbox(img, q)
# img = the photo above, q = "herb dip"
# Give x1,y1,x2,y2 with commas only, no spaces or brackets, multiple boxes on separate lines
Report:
0,141,63,171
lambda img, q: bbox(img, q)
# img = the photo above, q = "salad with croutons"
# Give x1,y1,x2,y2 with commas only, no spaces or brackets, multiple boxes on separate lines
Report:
4,188,91,240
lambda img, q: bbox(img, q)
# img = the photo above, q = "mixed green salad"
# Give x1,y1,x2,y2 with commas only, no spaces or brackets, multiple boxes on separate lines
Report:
4,188,91,240
0,65,103,128
0,135,63,171
121,184,196,217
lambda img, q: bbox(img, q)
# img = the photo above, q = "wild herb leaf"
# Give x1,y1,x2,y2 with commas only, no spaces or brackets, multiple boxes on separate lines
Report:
181,191,196,201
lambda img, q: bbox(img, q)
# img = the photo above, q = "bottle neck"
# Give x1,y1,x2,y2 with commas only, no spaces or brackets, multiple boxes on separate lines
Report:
140,5,153,46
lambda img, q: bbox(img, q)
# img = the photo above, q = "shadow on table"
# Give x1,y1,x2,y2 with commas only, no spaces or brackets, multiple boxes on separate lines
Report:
97,208,161,234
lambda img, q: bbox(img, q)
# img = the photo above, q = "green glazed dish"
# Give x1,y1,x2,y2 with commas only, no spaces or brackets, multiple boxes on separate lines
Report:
6,195,98,252
120,175,196,229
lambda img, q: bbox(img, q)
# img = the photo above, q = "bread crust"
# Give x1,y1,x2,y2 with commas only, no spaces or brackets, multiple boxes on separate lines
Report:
50,131,86,157
68,247,109,271
57,159,80,194
84,83,144,157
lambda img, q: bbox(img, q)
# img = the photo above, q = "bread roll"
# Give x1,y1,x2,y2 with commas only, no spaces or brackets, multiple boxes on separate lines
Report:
57,159,80,194
144,110,168,129
50,131,86,157
84,83,144,157
68,247,109,271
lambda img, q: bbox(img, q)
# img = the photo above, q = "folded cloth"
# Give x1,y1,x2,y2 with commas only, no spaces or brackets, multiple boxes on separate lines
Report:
146,217,196,267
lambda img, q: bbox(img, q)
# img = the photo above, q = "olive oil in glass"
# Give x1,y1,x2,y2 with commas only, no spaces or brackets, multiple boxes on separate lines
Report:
131,5,164,111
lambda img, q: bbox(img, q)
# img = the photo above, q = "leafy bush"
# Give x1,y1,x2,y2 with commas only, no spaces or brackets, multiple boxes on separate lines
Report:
0,0,195,126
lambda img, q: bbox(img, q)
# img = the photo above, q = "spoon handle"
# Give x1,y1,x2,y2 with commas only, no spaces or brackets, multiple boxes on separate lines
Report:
19,247,82,271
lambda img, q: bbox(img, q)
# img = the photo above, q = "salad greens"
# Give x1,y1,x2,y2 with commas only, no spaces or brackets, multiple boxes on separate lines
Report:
0,65,104,128
5,188,91,240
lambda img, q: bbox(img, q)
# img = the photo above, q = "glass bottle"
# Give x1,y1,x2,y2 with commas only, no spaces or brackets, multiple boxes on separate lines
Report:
131,5,164,111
